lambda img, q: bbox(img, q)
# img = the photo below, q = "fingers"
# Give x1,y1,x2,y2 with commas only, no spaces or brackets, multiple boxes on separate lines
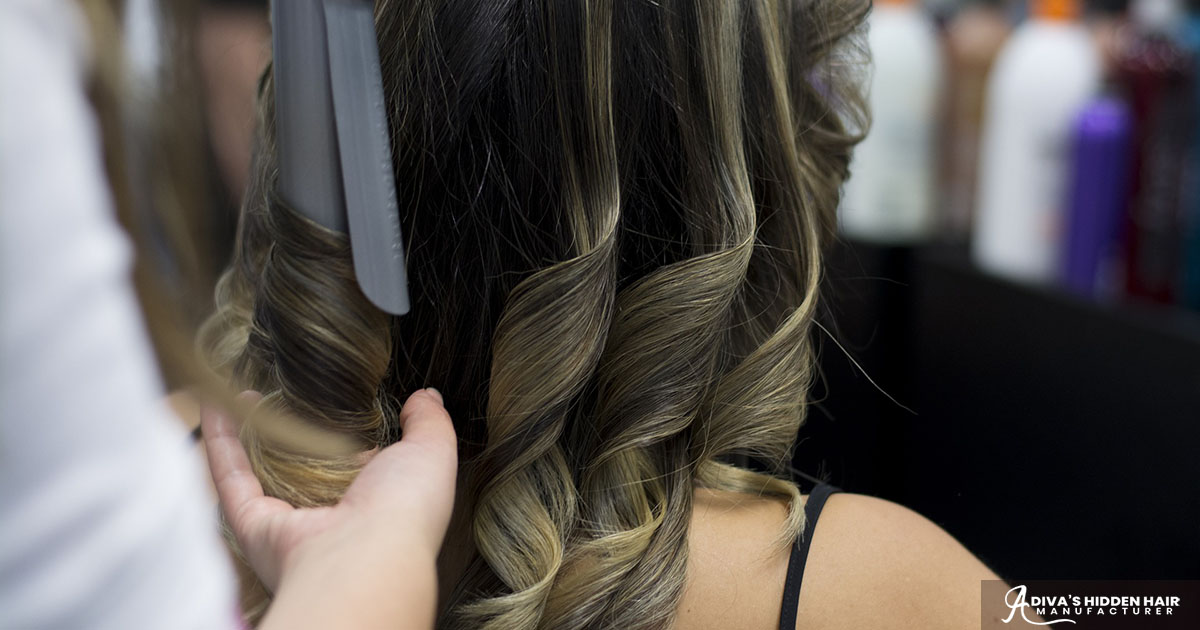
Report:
351,388,457,547
395,388,457,460
355,387,456,495
202,392,290,541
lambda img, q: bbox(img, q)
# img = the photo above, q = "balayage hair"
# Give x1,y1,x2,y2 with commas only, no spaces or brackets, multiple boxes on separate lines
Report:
199,0,871,627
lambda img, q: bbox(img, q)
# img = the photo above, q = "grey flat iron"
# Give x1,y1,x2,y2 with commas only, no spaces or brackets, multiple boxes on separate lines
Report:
271,0,410,315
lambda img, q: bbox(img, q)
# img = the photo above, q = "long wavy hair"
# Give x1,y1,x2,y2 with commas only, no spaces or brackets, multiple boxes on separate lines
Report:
199,0,870,627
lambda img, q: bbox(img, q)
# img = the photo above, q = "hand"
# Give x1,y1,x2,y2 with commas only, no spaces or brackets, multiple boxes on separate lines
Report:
201,388,457,629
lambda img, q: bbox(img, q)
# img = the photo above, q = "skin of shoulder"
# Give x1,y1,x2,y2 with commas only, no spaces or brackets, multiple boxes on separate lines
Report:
677,490,1004,630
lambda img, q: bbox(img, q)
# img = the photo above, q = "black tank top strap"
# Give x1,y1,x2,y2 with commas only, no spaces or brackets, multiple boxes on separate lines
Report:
778,482,841,630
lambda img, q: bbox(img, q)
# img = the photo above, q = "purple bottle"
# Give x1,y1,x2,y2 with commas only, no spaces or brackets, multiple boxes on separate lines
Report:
1062,96,1133,298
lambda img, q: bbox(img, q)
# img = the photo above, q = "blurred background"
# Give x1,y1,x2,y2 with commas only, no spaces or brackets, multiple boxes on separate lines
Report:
803,0,1200,582
184,0,1199,582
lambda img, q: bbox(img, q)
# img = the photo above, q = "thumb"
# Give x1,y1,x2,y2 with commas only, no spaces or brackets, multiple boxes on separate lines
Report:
344,389,458,545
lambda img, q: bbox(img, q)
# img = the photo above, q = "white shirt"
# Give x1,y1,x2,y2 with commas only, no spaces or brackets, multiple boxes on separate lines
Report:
0,1,238,627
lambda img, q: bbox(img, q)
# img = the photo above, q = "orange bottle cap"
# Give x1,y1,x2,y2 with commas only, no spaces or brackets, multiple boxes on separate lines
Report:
1032,0,1082,21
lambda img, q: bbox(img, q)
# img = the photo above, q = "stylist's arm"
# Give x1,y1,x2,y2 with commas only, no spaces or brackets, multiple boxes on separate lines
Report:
202,388,457,630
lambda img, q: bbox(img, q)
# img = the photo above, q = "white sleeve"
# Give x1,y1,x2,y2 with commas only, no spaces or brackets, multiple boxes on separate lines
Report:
0,2,239,628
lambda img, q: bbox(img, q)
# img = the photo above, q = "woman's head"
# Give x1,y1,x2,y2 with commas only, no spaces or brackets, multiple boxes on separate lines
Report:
200,0,869,627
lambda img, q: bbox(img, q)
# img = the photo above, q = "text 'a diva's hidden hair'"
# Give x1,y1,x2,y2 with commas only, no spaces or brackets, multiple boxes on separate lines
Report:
198,0,871,627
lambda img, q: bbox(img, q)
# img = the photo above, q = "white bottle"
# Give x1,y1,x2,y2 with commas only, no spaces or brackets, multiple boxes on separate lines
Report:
840,0,943,243
972,0,1101,283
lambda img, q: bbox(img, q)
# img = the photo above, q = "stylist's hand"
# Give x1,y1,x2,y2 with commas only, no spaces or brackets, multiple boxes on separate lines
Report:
201,388,457,630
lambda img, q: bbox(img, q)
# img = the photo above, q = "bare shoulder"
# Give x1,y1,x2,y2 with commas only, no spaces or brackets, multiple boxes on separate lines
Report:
795,493,1002,630
676,488,794,630
677,490,1003,630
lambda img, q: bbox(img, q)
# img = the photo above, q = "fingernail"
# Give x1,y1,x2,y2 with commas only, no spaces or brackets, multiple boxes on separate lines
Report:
236,390,263,404
424,387,443,405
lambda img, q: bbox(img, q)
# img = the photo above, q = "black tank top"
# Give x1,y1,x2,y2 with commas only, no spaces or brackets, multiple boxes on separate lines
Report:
777,483,841,630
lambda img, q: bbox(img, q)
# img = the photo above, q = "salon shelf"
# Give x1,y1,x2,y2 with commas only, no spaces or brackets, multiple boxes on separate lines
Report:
797,239,1200,581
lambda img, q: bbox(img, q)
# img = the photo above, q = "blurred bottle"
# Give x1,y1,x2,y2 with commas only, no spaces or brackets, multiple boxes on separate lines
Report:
1182,1,1200,310
840,0,943,243
1090,0,1134,79
973,0,1101,283
1062,95,1133,297
1116,0,1194,304
942,0,1012,240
